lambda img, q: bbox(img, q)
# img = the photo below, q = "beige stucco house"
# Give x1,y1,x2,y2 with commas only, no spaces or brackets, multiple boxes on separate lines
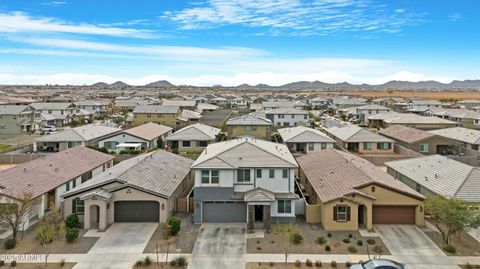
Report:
61,150,194,231
166,123,220,154
226,114,272,139
297,149,425,231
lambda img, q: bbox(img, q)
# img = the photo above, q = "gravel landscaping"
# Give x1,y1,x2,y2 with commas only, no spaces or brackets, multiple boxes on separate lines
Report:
424,230,480,256
247,219,390,255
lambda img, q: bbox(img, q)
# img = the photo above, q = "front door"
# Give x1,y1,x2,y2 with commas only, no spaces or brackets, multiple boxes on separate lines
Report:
254,205,263,221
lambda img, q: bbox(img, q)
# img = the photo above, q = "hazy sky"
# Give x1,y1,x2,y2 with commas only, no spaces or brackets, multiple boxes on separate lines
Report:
0,0,478,86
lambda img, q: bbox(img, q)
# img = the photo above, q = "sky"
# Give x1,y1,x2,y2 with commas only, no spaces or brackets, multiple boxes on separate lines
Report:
0,0,478,86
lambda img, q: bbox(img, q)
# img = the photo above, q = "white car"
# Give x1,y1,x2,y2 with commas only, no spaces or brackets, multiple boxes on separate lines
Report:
41,125,56,133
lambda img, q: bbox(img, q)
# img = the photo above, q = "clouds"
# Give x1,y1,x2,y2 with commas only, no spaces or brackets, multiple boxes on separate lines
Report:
164,0,424,36
0,11,152,38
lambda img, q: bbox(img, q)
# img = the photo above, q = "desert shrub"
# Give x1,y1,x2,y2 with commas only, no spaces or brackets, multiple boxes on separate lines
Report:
347,246,357,253
0,260,4,266
167,216,182,236
325,244,331,251
346,261,352,267
3,239,16,250
171,256,188,267
290,232,303,244
143,256,152,266
269,262,274,267
373,245,384,254
306,259,313,267
348,233,353,238
65,214,80,228
10,261,16,267
331,261,337,268
342,238,350,244
60,259,66,267
134,260,144,267
315,236,326,245
315,260,322,267
294,260,301,267
443,244,456,253
366,238,376,245
357,240,363,246
65,228,80,242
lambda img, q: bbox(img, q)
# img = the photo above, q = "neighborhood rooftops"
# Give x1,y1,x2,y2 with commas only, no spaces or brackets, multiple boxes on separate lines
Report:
385,155,480,202
123,122,172,141
166,123,220,141
379,125,435,144
429,127,480,145
227,114,272,126
278,126,334,143
265,108,308,115
30,102,73,110
132,105,179,114
0,146,114,199
35,124,122,142
368,112,458,125
296,149,424,203
62,149,193,199
326,125,393,143
0,105,31,115
192,137,298,169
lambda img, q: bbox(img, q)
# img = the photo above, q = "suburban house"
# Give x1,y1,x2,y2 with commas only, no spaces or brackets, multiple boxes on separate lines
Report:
191,138,299,230
33,124,122,152
309,97,330,110
226,114,273,139
115,98,158,112
166,123,220,154
31,102,77,127
386,155,480,207
457,99,480,109
0,146,114,234
265,108,309,128
74,99,112,116
406,99,442,113
431,108,480,130
325,125,394,154
379,125,462,155
429,127,480,150
98,122,172,152
367,112,459,130
0,105,40,135
278,126,335,153
331,97,367,109
131,105,181,128
355,105,391,124
372,97,404,108
61,150,194,231
162,100,197,111
229,97,248,109
297,149,425,231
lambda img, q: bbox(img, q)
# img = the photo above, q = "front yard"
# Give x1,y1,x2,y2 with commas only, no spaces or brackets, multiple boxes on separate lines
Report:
424,230,480,256
143,213,200,254
247,220,390,255
247,262,351,269
0,143,14,153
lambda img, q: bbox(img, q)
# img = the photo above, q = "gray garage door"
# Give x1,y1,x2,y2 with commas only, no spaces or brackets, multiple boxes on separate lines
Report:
202,201,247,222
114,201,159,222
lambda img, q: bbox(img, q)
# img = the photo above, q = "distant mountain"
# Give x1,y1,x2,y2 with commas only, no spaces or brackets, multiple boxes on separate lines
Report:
281,80,331,89
110,81,129,87
91,82,109,87
145,80,175,87
236,83,254,89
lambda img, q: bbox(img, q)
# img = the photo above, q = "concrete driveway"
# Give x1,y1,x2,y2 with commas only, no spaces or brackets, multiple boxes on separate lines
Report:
188,223,246,269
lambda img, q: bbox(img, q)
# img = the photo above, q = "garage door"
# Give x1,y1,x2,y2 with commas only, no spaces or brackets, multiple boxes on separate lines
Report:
114,201,159,222
372,206,415,224
202,201,247,222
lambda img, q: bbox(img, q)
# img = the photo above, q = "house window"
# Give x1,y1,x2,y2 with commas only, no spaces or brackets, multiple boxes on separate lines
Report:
377,142,391,150
244,126,257,131
237,169,251,183
278,114,284,119
308,143,314,151
335,205,349,221
419,144,429,153
66,182,70,191
282,169,288,178
67,142,77,148
256,169,262,178
72,179,76,188
201,170,220,184
363,142,372,150
81,171,93,183
201,170,210,184
291,115,294,119
147,113,151,118
269,169,275,178
72,198,84,215
198,141,208,147
182,141,191,147
321,143,327,150
304,115,308,120
277,200,292,214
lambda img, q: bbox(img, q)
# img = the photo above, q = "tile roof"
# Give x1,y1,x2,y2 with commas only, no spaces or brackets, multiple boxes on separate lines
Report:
124,122,172,141
297,149,423,203
0,105,31,115
278,126,334,143
192,137,298,169
227,114,272,126
379,125,435,144
63,150,193,198
369,112,458,125
326,125,393,143
385,155,480,202
31,102,73,110
35,124,122,142
429,127,480,145
265,108,309,115
166,123,220,141
133,105,179,114
162,100,196,107
0,146,113,199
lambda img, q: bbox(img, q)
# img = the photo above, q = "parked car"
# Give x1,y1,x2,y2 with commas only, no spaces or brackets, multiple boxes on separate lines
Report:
41,125,56,133
349,259,406,269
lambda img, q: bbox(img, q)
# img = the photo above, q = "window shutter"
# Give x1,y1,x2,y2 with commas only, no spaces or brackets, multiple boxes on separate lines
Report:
346,206,351,221
333,206,337,221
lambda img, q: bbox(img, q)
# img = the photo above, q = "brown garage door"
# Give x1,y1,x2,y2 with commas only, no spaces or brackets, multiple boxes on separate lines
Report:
372,206,415,224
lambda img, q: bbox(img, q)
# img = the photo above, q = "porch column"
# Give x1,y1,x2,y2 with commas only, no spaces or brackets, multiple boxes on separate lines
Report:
366,204,373,231
247,205,255,233
99,203,107,231
263,205,271,232
84,204,91,230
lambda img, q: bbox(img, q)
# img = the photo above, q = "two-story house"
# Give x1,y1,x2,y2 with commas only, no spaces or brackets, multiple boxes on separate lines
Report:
131,105,181,128
31,102,77,127
191,138,299,231
265,108,309,128
0,105,40,135
226,114,273,139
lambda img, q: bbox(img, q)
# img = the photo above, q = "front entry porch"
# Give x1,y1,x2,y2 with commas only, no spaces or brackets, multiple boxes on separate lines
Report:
245,188,275,233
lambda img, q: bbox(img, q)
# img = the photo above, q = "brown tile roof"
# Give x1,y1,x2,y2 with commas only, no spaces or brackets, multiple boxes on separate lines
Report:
296,149,424,203
0,146,114,200
379,125,435,144
124,122,172,141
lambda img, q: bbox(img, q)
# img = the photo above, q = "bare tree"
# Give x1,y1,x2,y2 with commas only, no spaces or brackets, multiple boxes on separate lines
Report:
162,222,173,267
274,223,294,267
0,192,33,241
36,209,65,268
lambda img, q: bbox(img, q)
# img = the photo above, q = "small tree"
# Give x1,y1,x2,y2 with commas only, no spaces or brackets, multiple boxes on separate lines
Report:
36,210,65,268
425,196,480,245
0,192,33,242
162,222,174,266
274,223,294,267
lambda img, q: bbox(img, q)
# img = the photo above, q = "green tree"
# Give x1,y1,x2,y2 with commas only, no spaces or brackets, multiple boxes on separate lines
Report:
36,210,66,268
425,196,480,245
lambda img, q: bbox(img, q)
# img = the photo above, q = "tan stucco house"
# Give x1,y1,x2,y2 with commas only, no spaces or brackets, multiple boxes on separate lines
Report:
61,150,194,231
297,149,425,231
226,114,272,139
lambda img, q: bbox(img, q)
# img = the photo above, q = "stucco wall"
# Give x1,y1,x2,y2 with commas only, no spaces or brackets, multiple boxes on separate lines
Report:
227,125,271,139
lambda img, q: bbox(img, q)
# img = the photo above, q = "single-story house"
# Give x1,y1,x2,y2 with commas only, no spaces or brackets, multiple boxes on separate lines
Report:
278,126,335,153
325,125,394,154
226,114,273,139
98,122,172,152
386,155,480,206
297,149,425,231
166,123,220,154
368,112,459,130
0,146,113,234
429,127,480,150
379,125,462,155
61,150,194,231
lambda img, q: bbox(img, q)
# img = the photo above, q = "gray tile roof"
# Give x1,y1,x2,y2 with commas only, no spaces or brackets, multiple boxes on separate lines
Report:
133,105,179,114
166,123,220,141
63,150,193,198
326,125,393,143
429,127,480,145
162,100,196,107
369,112,458,125
0,105,30,115
31,102,73,110
265,108,309,115
35,124,122,142
385,155,480,202
278,126,334,143
227,114,272,126
297,149,424,203
0,146,114,199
